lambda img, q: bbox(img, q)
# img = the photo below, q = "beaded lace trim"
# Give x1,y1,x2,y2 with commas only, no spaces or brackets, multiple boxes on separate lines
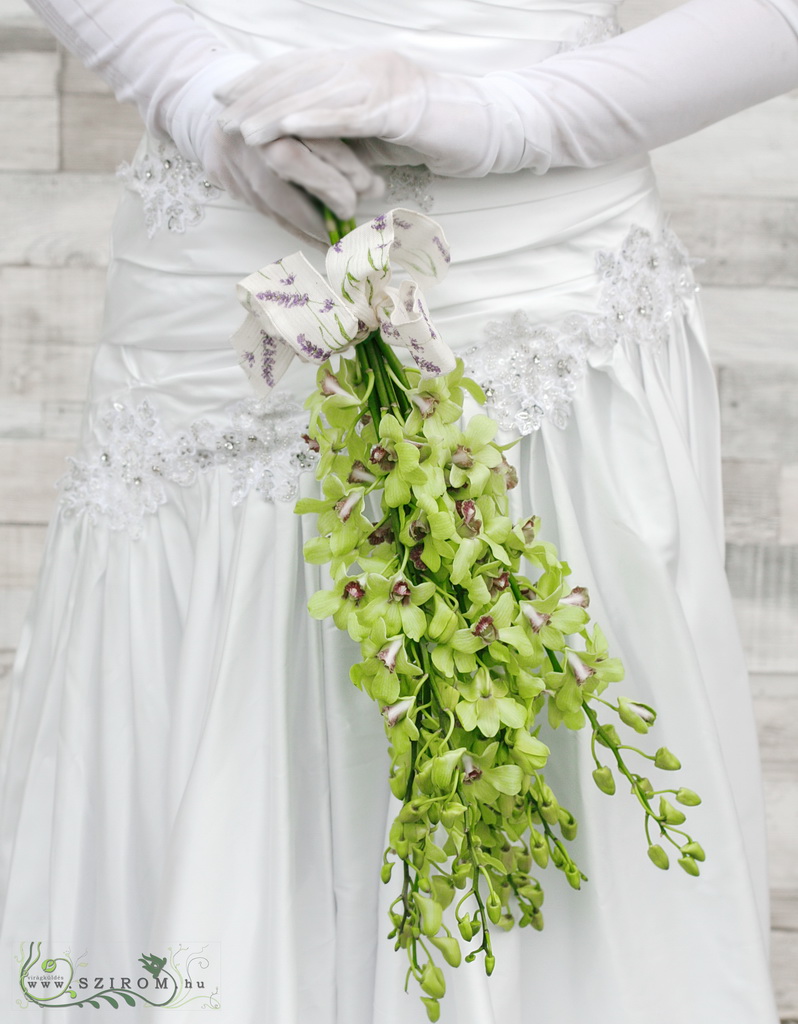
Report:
462,225,700,435
557,13,622,53
383,165,437,212
117,141,222,239
56,394,317,538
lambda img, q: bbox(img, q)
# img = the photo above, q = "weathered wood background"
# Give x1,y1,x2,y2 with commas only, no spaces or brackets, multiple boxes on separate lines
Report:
0,0,796,1014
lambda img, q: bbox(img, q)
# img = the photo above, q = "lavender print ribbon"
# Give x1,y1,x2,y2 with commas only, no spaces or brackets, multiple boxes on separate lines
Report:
231,209,456,396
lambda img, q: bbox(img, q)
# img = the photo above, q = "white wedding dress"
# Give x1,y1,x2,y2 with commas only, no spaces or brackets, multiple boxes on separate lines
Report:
0,1,782,1021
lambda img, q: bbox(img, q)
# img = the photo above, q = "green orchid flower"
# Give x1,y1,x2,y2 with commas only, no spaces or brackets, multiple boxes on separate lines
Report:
399,499,458,573
543,627,625,729
447,415,504,494
459,742,525,801
307,575,369,639
305,362,365,436
402,374,464,442
518,583,590,652
356,572,436,641
449,497,513,585
454,666,527,738
375,415,446,508
295,474,374,567
351,620,423,702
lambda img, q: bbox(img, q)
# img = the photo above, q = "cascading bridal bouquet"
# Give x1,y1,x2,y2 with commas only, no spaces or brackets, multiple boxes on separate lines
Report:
230,208,705,1021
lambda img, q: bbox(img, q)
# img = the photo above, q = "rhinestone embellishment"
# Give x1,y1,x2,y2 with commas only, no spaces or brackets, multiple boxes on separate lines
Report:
463,224,700,435
57,394,317,537
117,141,222,239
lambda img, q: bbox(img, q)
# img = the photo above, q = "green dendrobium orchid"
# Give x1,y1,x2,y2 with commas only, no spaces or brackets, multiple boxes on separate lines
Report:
289,211,704,1022
356,572,436,641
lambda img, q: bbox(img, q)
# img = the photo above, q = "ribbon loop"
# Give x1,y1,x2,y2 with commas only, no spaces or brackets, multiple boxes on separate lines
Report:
231,209,456,396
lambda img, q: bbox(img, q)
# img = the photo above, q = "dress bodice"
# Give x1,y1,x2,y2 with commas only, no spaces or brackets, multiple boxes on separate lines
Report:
182,0,624,71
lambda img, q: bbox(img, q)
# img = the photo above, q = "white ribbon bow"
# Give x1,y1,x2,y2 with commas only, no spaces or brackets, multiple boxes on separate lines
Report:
231,209,456,395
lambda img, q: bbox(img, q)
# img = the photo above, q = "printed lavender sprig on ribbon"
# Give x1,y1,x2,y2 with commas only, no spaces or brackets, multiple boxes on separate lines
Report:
231,208,456,396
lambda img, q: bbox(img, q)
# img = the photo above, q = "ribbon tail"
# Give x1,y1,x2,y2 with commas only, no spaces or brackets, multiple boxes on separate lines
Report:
380,281,457,377
231,313,296,395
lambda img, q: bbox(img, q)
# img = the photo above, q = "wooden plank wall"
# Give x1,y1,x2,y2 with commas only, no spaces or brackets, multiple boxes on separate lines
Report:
0,0,796,1015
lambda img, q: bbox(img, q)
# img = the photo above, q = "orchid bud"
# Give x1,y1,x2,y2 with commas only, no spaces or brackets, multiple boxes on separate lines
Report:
521,883,544,910
617,698,655,734
592,765,616,795
380,862,393,884
403,822,428,842
414,894,443,937
595,724,621,748
647,844,670,870
654,747,682,771
565,864,582,890
452,863,471,888
486,891,503,925
636,776,655,797
430,935,462,967
517,851,533,873
485,954,496,975
658,797,687,825
676,788,702,806
440,802,467,829
530,910,544,931
531,841,550,870
421,997,441,1022
678,856,700,877
420,962,446,999
458,916,474,940
558,808,578,841
389,773,407,799
537,784,560,825
681,841,706,862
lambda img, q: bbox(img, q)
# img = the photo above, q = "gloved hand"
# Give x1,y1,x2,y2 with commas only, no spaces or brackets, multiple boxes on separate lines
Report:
217,48,523,178
215,0,798,178
201,124,384,243
24,0,383,238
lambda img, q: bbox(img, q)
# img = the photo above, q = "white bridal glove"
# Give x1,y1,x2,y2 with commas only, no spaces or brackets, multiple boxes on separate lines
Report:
24,0,383,239
216,0,798,178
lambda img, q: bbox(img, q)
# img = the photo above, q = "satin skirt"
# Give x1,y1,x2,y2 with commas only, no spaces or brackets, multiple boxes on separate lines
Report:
0,138,779,1022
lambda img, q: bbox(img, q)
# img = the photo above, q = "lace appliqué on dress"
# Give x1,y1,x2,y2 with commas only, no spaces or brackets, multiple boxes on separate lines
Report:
57,395,317,538
117,141,222,239
557,13,622,53
383,165,437,212
463,225,700,436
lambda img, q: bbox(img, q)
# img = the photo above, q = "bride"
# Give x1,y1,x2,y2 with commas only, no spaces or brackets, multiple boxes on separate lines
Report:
1,0,797,1020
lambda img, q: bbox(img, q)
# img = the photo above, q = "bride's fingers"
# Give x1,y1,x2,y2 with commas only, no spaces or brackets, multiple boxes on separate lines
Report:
263,137,360,219
301,138,384,195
